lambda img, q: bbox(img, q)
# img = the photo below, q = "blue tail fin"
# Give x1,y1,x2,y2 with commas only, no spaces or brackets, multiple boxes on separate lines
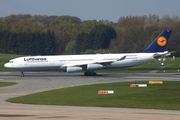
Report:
143,30,172,53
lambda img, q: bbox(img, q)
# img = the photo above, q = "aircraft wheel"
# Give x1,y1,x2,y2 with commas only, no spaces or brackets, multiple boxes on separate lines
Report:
84,72,90,76
21,72,24,77
84,71,97,76
84,72,88,76
92,72,97,76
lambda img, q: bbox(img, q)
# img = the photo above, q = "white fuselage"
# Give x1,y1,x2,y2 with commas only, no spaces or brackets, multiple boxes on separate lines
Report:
4,30,172,76
4,52,157,72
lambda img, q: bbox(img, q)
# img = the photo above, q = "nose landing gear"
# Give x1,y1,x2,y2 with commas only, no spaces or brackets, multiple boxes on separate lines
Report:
21,72,24,77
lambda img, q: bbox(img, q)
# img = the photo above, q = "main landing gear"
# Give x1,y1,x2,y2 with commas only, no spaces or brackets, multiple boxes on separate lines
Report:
84,71,97,76
21,71,24,77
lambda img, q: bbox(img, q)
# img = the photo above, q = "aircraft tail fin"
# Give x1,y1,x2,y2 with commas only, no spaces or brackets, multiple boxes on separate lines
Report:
143,30,172,53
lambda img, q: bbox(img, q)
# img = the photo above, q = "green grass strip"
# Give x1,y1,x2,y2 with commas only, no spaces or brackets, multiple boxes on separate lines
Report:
0,82,16,87
7,81,180,110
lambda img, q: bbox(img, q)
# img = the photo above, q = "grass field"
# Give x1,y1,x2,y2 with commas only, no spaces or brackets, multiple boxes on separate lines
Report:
7,81,180,110
0,82,16,87
158,58,180,73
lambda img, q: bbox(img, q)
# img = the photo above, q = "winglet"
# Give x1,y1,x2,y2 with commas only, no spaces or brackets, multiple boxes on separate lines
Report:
143,30,172,53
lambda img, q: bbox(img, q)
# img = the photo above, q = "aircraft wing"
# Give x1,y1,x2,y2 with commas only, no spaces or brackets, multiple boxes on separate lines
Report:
61,56,126,68
97,56,126,65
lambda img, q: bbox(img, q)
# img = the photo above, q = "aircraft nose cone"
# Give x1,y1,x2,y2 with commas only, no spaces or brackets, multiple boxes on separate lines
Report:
4,63,9,68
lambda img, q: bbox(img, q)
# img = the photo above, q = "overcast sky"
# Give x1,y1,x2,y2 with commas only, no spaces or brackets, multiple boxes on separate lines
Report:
0,0,180,22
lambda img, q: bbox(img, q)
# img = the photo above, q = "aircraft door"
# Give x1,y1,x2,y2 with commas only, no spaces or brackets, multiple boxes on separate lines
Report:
50,58,55,65
18,60,24,67
137,55,141,61
94,55,102,62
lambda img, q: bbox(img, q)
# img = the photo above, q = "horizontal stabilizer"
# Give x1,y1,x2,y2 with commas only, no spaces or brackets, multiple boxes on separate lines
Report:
153,51,176,59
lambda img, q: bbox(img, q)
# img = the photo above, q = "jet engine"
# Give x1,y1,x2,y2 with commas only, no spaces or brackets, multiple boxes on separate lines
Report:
67,66,82,73
87,64,103,70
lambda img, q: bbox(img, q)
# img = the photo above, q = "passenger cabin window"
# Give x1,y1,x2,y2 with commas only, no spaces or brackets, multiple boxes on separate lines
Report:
59,60,66,62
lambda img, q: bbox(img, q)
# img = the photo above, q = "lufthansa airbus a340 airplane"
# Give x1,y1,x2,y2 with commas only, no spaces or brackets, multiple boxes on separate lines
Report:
4,30,173,77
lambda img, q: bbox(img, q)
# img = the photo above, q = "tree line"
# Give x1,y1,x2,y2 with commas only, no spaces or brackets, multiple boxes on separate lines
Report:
0,30,56,55
0,14,180,56
75,25,117,54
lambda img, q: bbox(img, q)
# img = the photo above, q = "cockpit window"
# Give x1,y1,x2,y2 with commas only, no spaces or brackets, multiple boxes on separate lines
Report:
8,61,13,63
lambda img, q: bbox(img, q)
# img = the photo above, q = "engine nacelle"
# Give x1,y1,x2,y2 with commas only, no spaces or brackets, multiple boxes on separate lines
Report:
87,64,103,70
67,66,82,73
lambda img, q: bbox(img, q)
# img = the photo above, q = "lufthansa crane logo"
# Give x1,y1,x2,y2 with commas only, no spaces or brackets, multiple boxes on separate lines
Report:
157,36,167,47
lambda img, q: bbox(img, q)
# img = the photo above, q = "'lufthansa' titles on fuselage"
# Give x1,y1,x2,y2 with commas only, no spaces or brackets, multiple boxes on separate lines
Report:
24,58,48,62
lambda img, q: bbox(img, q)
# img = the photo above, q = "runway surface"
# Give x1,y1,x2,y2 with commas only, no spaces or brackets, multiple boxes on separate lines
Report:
0,72,180,120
